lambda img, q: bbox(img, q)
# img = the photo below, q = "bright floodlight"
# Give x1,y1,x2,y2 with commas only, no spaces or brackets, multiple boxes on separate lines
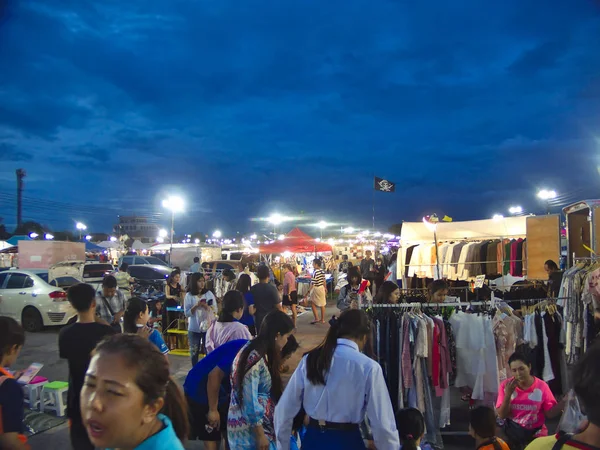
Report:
85,235,92,241
159,229,168,238
250,234,257,240
278,234,285,240
110,236,118,242
213,230,222,238
317,221,328,230
162,196,185,213
492,214,504,220
195,238,200,244
76,222,87,231
45,233,54,240
537,190,557,200
509,206,523,215
29,232,39,239
344,227,355,234
267,213,286,226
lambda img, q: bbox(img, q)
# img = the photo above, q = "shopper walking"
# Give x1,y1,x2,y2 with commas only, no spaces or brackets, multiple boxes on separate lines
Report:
307,259,326,324
206,290,252,354
360,250,376,294
236,273,256,335
337,266,372,311
185,272,217,365
282,264,298,327
0,317,28,450
228,310,294,449
80,334,188,449
395,408,432,450
123,297,169,356
274,309,399,450
59,283,116,450
250,265,282,333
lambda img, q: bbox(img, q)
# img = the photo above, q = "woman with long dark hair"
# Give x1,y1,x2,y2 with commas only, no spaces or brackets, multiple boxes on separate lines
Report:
236,273,256,335
274,309,399,450
205,290,252,353
123,297,169,356
80,334,188,449
374,281,400,304
228,310,294,449
184,273,217,365
337,266,372,311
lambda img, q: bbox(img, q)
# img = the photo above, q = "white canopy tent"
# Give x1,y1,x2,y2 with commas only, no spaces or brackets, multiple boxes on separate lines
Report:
131,240,147,251
0,241,14,250
97,241,119,249
398,216,528,282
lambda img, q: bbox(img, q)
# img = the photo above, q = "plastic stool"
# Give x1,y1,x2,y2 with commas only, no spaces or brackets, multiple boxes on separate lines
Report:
23,376,48,410
41,381,69,417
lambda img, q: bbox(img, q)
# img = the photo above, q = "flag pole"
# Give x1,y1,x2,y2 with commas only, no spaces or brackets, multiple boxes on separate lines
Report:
372,176,375,230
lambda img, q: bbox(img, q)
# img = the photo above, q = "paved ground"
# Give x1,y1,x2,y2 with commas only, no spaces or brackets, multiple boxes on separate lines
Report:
20,303,477,449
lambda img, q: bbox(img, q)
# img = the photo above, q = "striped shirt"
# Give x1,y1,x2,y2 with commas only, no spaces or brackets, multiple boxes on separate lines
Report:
312,269,326,287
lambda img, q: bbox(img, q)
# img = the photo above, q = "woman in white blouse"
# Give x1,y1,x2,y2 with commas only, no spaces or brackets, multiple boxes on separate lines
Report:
274,309,399,450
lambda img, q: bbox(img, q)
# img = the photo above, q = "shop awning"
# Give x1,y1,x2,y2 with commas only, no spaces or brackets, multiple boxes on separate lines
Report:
6,235,31,246
400,216,528,243
259,227,333,254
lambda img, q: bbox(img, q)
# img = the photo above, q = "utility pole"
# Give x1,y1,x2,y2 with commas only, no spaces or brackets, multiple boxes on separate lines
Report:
16,169,26,228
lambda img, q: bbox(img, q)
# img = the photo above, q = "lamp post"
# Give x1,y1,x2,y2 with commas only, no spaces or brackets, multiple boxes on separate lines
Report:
162,196,185,264
537,190,557,215
317,221,328,239
508,206,523,215
212,230,222,239
267,213,288,238
76,222,87,240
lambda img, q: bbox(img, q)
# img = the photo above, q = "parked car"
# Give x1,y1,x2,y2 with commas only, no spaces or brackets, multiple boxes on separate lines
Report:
49,261,114,284
127,264,171,283
118,255,170,267
0,269,76,332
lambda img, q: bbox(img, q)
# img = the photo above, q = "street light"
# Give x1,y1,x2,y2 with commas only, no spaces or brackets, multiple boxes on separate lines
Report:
85,235,92,241
537,189,557,214
45,233,54,240
76,222,87,240
267,213,290,237
317,220,328,239
194,238,200,244
213,230,222,239
508,206,523,215
110,236,118,242
162,196,185,263
29,232,39,239
492,214,504,220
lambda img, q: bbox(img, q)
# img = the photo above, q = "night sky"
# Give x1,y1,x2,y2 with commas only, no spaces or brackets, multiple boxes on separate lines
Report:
1,0,600,236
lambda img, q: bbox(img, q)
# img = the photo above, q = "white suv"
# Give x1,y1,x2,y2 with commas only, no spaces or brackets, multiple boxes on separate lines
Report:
0,269,76,332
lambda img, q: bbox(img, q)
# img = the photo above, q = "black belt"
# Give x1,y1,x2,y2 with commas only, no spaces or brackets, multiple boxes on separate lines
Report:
308,417,359,431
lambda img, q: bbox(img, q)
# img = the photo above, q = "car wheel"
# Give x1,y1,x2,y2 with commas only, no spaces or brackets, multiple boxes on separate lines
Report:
22,307,44,332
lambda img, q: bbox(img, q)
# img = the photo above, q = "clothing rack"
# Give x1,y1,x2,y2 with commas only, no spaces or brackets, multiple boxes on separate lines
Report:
366,301,490,308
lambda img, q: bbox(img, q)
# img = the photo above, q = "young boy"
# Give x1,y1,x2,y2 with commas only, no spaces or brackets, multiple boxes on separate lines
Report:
470,406,510,450
59,283,116,450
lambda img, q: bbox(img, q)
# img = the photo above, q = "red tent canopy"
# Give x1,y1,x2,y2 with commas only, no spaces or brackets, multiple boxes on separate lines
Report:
259,227,333,254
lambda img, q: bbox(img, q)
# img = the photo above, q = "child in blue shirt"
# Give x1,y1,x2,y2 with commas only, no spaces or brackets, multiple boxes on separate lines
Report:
124,297,169,355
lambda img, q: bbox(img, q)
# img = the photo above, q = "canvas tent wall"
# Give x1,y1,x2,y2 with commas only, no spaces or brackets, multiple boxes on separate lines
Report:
397,216,528,281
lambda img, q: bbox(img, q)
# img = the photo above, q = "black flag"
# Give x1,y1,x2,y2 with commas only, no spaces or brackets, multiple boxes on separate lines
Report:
374,177,396,193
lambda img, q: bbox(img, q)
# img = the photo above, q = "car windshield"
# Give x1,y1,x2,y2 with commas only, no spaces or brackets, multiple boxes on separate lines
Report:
37,272,50,283
144,256,169,266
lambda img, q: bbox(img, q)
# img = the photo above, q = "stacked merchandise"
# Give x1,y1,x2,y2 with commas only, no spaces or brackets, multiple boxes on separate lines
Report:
405,238,527,281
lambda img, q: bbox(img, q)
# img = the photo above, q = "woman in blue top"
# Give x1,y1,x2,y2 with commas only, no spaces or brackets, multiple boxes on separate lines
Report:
235,273,256,336
80,333,188,450
123,297,169,356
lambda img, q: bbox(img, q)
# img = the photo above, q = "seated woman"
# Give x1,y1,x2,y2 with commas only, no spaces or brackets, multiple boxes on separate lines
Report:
496,352,565,449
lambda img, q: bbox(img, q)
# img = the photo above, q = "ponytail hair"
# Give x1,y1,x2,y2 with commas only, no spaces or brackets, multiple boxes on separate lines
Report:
123,297,148,333
94,334,189,441
305,309,371,385
395,408,424,450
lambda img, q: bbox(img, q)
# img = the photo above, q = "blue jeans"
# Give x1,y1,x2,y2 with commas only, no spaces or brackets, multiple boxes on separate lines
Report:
302,426,365,449
188,331,205,366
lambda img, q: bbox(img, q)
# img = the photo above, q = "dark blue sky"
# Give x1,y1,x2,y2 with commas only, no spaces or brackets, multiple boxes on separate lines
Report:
1,0,600,236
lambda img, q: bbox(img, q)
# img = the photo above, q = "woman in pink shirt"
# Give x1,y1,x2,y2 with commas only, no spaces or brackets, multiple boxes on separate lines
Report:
205,291,252,354
496,352,565,449
282,264,298,327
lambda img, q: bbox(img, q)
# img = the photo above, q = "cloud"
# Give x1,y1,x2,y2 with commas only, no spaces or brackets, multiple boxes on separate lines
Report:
0,0,599,232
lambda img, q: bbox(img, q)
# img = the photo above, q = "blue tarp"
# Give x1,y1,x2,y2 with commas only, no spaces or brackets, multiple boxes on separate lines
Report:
6,235,32,245
82,241,104,252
